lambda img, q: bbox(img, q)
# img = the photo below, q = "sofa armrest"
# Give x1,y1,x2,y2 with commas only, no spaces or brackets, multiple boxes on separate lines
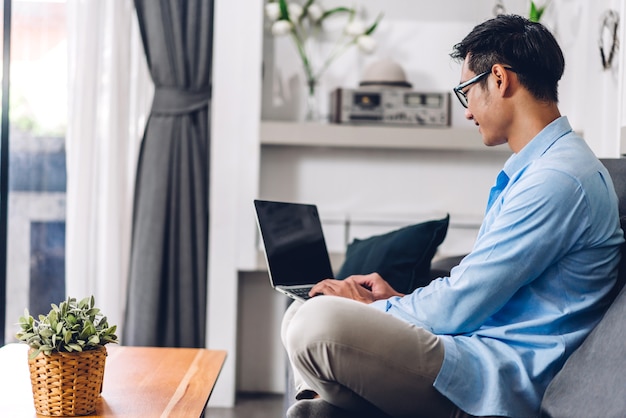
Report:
428,254,466,281
540,282,626,417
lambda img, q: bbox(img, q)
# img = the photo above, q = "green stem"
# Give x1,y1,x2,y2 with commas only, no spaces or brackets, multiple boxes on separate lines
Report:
290,30,315,84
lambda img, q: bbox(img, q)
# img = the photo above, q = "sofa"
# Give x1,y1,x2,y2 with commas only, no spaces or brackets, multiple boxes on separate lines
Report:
284,158,626,417
539,158,626,417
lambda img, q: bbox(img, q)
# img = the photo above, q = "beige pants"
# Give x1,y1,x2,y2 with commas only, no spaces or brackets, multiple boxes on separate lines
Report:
282,296,476,418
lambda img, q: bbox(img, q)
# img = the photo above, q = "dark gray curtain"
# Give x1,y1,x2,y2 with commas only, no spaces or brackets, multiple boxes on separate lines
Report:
123,0,213,348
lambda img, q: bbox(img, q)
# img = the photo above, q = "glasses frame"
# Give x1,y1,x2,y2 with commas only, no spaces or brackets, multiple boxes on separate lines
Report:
453,67,517,108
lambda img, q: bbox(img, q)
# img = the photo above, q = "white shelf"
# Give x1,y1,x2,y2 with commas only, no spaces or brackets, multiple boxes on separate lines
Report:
260,121,510,152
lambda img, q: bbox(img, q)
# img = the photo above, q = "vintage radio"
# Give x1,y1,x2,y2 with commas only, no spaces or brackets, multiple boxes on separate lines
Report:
329,88,451,127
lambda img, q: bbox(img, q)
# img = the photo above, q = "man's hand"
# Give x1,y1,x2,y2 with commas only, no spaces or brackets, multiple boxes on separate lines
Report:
309,273,404,303
351,273,404,300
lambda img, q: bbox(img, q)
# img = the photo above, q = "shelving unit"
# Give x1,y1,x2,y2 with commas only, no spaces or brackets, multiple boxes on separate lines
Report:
260,121,510,152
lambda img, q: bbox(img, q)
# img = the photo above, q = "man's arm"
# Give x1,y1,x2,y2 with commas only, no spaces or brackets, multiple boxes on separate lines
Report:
381,169,594,334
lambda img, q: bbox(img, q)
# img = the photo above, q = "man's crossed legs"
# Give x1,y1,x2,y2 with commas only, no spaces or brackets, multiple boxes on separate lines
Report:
282,296,471,418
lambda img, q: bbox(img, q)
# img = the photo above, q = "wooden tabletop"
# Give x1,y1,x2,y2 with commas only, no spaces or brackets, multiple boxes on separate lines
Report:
0,344,227,417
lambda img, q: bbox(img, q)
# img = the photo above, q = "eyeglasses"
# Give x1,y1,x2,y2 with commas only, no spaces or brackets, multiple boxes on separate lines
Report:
453,67,517,108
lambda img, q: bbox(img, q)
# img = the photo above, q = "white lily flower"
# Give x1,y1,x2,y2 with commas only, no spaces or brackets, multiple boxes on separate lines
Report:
345,20,366,36
356,35,377,54
265,3,281,21
307,4,323,22
271,19,293,36
288,3,303,20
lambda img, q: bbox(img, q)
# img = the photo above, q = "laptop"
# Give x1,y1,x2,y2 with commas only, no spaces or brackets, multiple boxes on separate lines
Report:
254,199,334,302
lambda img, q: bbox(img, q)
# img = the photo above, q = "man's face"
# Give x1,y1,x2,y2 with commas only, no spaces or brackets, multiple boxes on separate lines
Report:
459,57,508,147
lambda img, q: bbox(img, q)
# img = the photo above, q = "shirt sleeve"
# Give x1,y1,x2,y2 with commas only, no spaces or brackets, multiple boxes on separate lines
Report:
380,168,592,334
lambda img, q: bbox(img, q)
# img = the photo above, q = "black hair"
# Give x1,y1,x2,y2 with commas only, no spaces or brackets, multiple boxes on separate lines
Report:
450,14,564,103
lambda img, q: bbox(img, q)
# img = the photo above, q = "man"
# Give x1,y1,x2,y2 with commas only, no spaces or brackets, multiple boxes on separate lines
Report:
283,14,624,418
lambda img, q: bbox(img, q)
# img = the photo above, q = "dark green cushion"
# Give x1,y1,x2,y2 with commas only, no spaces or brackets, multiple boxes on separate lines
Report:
336,215,449,294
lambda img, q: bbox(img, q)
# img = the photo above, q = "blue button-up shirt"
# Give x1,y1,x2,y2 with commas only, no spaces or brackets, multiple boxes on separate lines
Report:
370,117,624,417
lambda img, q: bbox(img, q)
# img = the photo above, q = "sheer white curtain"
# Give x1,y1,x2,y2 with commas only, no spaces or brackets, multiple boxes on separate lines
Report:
65,0,153,336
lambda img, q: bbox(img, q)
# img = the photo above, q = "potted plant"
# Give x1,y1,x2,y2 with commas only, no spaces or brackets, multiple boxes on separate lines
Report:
16,296,118,416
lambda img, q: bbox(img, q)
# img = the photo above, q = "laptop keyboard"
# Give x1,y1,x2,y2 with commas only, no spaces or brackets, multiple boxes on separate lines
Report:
290,287,313,300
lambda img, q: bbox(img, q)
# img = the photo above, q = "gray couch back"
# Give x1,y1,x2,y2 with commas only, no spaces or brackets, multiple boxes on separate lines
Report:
540,158,626,417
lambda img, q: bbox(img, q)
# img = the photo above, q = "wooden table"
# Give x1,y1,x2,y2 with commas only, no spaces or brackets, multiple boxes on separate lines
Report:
0,344,227,417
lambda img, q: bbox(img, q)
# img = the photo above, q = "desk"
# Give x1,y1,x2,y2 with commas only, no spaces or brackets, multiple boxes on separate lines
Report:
0,344,227,417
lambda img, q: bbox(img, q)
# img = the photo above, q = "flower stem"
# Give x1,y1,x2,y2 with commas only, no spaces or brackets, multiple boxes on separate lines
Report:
290,30,315,85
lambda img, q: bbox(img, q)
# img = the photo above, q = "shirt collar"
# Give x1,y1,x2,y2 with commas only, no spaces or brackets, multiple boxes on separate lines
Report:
502,116,573,178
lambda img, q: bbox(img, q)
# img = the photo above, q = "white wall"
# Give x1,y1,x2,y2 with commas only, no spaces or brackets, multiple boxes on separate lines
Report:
209,0,626,405
259,146,507,257
241,2,517,395
262,0,530,124
261,0,626,151
573,0,624,157
207,0,263,407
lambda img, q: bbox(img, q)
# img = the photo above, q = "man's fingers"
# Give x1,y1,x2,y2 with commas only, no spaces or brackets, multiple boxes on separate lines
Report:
309,279,338,296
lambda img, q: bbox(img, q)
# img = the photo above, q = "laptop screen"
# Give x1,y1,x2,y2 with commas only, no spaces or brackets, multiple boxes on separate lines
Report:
254,200,334,286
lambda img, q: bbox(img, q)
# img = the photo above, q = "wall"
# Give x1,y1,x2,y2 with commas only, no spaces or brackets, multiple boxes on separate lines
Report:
258,0,535,249
256,0,611,243
209,0,626,406
262,0,529,125
207,0,264,407
574,0,624,157
261,0,626,153
241,0,516,395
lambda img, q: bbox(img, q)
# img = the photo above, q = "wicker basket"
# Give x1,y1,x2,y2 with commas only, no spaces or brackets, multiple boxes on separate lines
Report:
28,346,107,416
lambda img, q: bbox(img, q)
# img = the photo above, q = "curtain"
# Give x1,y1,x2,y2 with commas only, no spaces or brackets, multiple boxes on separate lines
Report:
123,0,214,347
66,0,152,335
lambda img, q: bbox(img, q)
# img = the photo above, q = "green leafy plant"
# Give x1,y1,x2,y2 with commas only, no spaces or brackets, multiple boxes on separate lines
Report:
16,296,118,359
529,1,550,23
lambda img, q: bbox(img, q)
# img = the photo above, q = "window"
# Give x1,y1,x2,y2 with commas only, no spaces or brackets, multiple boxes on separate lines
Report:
1,0,67,345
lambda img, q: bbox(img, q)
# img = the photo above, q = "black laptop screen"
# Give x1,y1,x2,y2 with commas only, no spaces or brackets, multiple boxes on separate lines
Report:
254,200,334,286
